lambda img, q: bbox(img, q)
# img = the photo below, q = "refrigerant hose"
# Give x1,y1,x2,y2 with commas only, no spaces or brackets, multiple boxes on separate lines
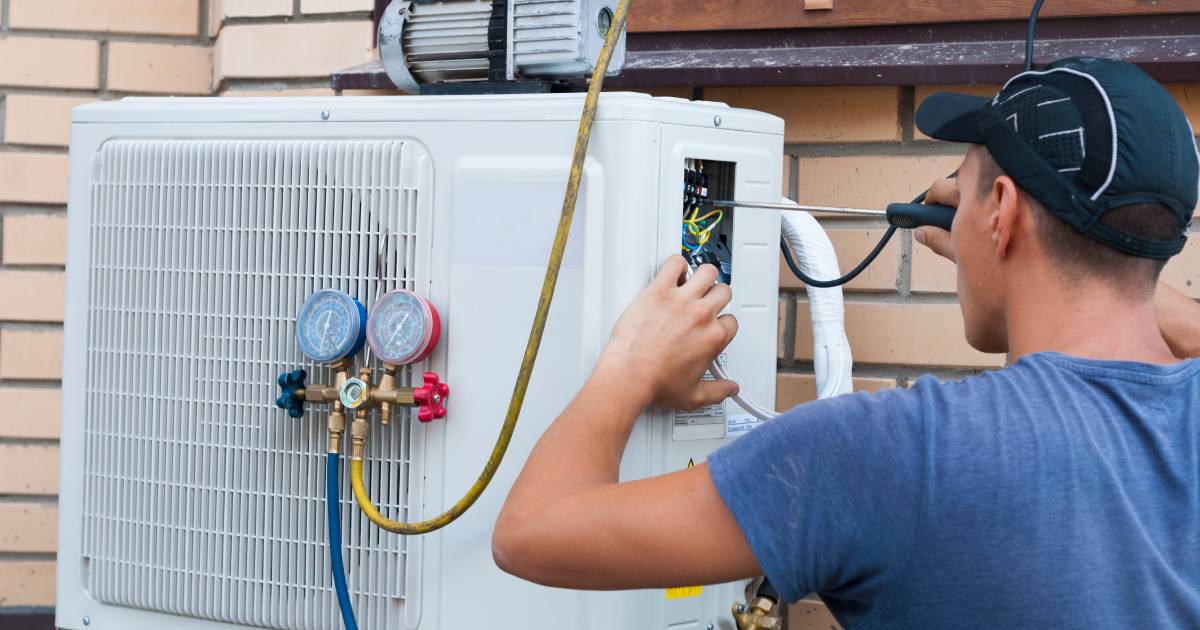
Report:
327,453,358,630
349,0,632,535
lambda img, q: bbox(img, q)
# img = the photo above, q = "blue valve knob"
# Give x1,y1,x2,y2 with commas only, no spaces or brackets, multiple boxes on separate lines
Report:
276,369,308,418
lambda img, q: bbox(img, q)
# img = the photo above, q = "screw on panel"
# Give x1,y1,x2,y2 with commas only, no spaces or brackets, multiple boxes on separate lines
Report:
706,624,715,630
321,110,331,121
82,616,91,626
714,115,722,127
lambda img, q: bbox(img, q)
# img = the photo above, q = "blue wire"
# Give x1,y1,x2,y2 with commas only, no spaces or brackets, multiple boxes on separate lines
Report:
327,453,359,630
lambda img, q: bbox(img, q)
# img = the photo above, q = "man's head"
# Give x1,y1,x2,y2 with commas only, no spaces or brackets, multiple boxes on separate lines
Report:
917,57,1198,353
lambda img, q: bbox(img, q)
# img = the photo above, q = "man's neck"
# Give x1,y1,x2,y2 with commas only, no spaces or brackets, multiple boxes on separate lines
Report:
1006,273,1180,365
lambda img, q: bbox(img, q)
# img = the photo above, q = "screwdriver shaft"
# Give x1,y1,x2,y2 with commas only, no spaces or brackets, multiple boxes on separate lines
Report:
702,199,887,217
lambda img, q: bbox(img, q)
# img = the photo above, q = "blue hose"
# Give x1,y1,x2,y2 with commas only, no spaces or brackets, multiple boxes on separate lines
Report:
327,452,359,630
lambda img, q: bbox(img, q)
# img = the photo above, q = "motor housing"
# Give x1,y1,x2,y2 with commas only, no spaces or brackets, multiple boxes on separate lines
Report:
379,0,626,93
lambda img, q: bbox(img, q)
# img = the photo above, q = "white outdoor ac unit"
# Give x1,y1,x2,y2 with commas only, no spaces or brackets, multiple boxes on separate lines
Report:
57,93,783,630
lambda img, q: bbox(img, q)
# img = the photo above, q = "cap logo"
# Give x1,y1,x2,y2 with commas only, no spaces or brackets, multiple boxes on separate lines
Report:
996,67,1118,201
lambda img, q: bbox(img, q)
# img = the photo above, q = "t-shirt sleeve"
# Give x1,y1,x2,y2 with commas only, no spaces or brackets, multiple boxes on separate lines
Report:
707,385,928,604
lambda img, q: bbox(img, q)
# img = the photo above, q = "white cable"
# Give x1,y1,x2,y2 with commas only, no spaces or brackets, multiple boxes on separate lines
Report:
702,200,855,422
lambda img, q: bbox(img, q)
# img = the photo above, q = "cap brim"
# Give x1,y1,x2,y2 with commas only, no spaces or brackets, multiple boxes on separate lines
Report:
916,92,990,143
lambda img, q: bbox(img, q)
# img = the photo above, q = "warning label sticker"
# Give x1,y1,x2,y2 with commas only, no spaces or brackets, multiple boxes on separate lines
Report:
665,586,703,601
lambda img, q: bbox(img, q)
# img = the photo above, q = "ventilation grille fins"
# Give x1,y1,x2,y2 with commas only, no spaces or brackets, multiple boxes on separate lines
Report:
81,139,430,630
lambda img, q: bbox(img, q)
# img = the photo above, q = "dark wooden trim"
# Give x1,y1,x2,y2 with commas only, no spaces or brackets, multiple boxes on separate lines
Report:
0,611,55,630
335,14,1200,90
628,0,1198,33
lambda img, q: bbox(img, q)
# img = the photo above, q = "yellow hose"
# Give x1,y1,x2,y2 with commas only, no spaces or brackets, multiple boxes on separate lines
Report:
351,0,633,535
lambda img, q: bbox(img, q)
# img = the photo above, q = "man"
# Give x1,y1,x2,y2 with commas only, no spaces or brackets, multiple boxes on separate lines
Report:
494,57,1200,628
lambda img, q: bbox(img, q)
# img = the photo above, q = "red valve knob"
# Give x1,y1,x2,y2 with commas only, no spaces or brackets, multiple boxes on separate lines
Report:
413,371,449,423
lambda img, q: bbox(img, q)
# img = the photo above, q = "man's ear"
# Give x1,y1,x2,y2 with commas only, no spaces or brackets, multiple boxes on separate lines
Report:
991,175,1022,259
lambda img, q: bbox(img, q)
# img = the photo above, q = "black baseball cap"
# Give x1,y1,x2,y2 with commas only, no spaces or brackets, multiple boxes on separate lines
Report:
917,57,1198,260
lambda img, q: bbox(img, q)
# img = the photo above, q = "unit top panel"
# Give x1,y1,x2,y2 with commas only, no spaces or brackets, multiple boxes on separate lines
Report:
71,92,783,136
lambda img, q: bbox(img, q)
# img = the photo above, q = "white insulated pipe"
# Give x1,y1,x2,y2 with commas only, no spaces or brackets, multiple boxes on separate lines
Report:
716,199,855,420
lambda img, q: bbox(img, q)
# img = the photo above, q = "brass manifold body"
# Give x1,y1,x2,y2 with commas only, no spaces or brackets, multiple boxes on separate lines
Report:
292,359,448,457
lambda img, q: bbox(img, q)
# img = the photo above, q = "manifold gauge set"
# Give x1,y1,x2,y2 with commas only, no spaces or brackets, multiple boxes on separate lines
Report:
296,289,441,367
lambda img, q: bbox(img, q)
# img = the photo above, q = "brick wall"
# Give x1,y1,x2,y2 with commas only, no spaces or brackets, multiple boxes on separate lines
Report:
1,1,1198,620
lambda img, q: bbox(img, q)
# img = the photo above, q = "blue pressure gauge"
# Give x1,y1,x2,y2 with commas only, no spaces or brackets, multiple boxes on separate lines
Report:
295,290,367,363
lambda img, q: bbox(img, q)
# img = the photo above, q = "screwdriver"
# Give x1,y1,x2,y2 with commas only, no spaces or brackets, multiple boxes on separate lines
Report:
702,199,956,231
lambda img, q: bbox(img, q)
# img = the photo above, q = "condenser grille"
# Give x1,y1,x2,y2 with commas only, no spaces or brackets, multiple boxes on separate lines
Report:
81,139,430,629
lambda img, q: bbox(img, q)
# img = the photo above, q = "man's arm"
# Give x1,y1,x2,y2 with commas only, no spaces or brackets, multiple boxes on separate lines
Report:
915,175,1200,359
493,257,761,590
1155,283,1200,359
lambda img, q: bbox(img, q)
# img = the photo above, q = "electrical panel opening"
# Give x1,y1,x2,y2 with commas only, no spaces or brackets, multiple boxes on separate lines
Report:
683,159,736,284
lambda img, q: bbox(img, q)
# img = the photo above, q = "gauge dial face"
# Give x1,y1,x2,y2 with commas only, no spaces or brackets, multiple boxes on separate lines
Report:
296,290,365,363
367,290,439,366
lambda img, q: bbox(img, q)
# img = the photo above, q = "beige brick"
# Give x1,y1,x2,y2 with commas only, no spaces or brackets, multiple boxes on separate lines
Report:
0,153,69,205
223,0,293,17
0,504,57,552
790,600,844,630
108,42,213,95
778,298,787,361
222,87,337,98
1166,84,1200,133
707,86,901,143
0,272,65,322
0,329,64,380
0,37,99,89
216,21,376,80
0,561,56,607
911,236,958,293
301,0,372,13
10,0,199,36
796,301,1006,368
780,227,900,292
914,85,1001,141
0,388,61,439
0,446,59,494
777,373,897,411
1,214,67,266
1162,235,1200,299
796,154,965,210
3,94,94,147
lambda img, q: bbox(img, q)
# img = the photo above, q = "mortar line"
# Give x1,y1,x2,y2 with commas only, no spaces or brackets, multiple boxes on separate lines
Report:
98,40,110,97
898,229,913,296
899,85,916,143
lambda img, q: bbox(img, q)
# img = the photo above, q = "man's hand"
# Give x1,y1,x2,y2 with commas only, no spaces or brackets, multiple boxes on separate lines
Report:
494,255,760,590
914,175,959,262
598,255,739,411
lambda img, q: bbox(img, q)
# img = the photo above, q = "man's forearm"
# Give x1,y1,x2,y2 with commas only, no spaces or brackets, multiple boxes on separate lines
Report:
1157,283,1200,358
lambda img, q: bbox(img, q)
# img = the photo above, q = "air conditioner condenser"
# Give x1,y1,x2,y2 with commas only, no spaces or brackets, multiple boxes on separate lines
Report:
57,93,783,630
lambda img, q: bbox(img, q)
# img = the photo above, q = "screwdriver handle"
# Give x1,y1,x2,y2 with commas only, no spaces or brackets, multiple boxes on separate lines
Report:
886,202,956,231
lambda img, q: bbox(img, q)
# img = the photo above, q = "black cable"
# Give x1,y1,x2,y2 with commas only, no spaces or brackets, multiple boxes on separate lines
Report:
1026,0,1046,72
781,225,898,289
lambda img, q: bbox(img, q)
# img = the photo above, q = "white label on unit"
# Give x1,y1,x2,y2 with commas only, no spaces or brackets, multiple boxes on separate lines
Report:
672,354,728,441
726,411,763,436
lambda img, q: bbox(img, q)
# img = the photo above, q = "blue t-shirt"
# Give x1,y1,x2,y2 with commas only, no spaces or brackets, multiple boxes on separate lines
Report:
709,352,1200,629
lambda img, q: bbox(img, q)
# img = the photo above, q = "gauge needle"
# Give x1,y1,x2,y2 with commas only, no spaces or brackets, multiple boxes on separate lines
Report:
319,310,331,343
389,312,411,346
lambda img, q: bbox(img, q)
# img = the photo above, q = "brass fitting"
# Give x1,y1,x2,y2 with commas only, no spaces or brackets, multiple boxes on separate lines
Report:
733,577,787,630
327,410,347,454
377,366,398,425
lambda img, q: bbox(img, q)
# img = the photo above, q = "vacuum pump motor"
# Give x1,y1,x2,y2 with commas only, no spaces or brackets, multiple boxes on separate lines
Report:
379,0,626,93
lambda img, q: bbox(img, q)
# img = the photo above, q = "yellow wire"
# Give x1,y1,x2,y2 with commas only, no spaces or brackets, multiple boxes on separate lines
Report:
350,0,633,536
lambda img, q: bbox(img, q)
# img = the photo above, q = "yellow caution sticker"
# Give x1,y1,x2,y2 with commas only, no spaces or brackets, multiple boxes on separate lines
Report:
665,586,703,601
666,459,702,601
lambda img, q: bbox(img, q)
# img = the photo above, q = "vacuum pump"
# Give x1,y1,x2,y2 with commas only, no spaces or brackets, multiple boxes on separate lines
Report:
379,0,626,93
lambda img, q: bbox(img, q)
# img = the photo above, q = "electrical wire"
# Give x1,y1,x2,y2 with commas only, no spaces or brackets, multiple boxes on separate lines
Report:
780,226,898,289
327,453,358,630
1026,0,1046,72
348,0,632,536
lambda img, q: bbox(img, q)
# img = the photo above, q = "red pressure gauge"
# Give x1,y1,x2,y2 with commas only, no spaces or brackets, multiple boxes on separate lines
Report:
366,290,441,366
